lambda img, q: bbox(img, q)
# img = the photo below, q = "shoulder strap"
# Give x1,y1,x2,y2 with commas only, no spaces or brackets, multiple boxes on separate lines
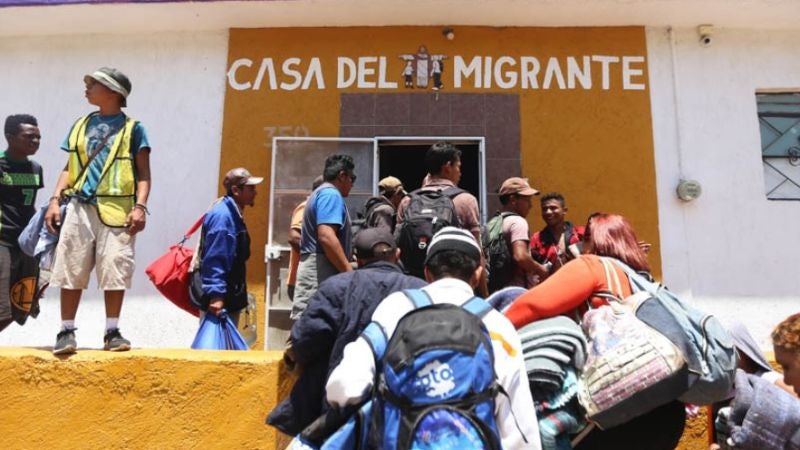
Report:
361,321,388,361
461,296,492,319
442,186,466,199
403,288,433,308
564,222,574,247
599,257,624,299
180,214,206,245
606,257,658,296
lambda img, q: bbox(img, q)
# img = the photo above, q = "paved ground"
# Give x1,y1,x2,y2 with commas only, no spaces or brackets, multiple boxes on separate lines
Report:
0,292,198,350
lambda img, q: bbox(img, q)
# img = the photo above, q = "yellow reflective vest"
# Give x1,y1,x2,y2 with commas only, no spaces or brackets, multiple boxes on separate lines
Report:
64,113,138,227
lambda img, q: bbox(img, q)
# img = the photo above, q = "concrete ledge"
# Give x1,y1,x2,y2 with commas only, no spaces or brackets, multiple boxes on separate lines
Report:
0,348,781,449
0,348,286,449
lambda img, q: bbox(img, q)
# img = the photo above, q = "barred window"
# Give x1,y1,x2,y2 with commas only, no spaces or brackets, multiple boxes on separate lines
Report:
758,92,800,200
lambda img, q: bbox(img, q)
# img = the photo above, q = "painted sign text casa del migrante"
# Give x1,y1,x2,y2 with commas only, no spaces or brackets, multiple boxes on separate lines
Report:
227,54,647,92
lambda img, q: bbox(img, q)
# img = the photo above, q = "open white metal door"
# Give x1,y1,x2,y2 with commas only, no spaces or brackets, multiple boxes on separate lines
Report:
264,137,376,349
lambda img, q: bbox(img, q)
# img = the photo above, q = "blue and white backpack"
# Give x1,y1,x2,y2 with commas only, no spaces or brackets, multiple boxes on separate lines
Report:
362,289,503,450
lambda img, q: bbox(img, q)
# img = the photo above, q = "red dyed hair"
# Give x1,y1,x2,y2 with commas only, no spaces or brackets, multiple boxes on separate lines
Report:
585,213,650,272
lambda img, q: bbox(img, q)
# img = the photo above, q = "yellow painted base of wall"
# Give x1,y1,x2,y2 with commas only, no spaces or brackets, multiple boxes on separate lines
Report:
0,348,779,449
0,348,286,449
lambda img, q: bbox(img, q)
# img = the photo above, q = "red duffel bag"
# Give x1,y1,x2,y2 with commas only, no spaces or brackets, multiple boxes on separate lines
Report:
145,215,204,317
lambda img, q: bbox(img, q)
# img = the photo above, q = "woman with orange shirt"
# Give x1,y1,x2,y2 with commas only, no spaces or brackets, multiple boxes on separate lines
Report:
505,213,686,450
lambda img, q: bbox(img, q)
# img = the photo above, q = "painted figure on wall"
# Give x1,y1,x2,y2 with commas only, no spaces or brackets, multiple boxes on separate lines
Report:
399,46,448,91
402,61,414,88
431,55,446,90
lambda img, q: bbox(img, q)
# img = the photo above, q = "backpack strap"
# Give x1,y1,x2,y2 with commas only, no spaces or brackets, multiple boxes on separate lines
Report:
402,288,433,309
564,222,574,248
441,186,467,199
361,321,388,361
461,296,492,319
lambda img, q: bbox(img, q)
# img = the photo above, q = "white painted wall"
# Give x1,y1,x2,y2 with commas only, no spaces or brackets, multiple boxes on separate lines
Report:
1,3,798,353
0,30,229,348
647,26,800,348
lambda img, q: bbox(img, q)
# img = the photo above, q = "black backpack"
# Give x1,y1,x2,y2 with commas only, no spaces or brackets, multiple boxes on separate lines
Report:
482,212,519,294
362,196,396,232
395,187,465,278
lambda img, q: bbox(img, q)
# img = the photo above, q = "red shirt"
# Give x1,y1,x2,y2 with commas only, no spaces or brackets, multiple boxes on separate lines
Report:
530,222,585,268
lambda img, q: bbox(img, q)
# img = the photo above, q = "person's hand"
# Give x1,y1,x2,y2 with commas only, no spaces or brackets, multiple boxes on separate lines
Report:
207,298,225,317
44,200,62,234
709,444,721,450
125,207,146,235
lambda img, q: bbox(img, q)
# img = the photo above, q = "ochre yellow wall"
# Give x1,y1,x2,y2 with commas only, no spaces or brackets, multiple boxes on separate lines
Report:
219,26,661,347
0,348,286,449
0,348,781,449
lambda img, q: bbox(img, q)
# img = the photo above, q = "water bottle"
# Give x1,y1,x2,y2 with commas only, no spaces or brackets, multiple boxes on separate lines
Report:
241,293,258,347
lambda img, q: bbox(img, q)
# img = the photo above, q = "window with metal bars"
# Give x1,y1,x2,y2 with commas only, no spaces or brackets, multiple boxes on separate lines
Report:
758,92,800,200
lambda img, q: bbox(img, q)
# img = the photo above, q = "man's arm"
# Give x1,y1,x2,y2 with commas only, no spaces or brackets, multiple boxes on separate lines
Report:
288,227,302,249
512,241,549,278
290,285,343,365
326,337,375,407
125,150,150,236
318,224,353,273
494,320,542,449
200,216,236,316
44,163,70,234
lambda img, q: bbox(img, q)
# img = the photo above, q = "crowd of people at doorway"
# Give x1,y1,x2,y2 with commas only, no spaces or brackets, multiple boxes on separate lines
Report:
3,68,800,450
259,142,800,449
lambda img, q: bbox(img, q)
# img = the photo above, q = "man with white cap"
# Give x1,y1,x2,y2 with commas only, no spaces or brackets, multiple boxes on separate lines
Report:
45,67,151,355
191,167,263,324
327,227,540,450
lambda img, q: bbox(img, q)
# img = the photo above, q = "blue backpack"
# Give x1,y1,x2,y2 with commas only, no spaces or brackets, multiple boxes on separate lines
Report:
289,401,373,450
604,257,737,405
362,289,503,450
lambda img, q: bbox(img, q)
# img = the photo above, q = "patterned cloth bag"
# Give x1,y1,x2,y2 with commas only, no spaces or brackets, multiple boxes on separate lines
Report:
577,258,687,429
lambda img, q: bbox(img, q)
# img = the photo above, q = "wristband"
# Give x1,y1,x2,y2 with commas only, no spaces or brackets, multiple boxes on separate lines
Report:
49,196,60,203
134,203,150,215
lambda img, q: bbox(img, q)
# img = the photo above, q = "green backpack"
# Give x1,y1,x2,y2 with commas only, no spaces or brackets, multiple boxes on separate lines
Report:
482,212,519,294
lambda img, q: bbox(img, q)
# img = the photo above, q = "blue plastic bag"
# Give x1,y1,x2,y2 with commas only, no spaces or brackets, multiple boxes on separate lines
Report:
191,310,249,350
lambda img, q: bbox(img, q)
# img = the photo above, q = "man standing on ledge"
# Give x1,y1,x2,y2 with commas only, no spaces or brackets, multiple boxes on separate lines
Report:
0,114,43,332
45,67,151,355
291,154,355,321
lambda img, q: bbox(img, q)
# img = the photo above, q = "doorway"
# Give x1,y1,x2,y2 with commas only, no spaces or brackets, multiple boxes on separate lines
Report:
376,137,486,223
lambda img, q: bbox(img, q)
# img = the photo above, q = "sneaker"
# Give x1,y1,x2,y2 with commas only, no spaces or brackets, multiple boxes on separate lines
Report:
103,328,131,352
53,329,77,355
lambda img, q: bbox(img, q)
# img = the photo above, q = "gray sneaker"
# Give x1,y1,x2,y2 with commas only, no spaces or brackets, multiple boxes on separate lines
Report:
53,329,77,355
103,328,131,352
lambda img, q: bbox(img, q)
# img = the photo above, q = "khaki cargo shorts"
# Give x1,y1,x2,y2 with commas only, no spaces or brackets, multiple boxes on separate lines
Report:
50,199,136,290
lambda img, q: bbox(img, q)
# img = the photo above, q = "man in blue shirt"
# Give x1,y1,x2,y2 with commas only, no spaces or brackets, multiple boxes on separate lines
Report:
192,167,262,324
291,154,355,320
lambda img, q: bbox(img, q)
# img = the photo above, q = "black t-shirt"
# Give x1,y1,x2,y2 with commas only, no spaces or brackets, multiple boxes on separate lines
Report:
0,152,43,247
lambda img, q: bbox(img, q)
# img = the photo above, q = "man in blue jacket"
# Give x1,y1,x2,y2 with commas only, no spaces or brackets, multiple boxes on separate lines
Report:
194,167,262,323
267,227,426,435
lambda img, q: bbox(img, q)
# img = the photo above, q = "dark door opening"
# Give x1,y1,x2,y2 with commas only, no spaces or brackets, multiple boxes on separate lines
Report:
377,141,482,209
